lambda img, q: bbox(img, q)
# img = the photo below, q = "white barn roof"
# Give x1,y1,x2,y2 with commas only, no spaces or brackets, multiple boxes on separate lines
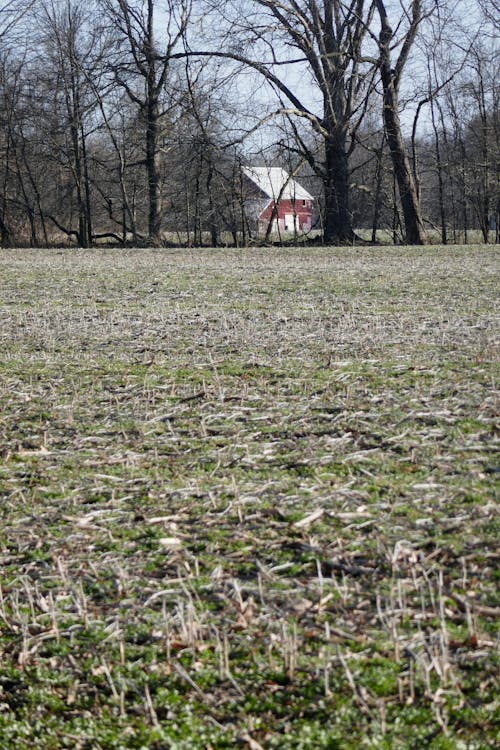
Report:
243,166,314,201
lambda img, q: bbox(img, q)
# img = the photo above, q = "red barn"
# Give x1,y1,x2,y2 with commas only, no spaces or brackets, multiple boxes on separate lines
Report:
242,166,314,236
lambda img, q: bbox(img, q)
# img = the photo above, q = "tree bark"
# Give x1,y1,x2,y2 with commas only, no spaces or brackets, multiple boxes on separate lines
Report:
145,97,161,244
324,129,354,244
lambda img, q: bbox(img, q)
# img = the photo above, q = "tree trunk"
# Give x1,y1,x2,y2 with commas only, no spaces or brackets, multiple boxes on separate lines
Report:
81,123,92,246
206,157,218,247
437,102,456,242
145,79,161,244
371,136,385,243
323,132,354,244
430,97,447,244
381,84,427,244
144,0,163,245
479,92,490,243
68,67,88,247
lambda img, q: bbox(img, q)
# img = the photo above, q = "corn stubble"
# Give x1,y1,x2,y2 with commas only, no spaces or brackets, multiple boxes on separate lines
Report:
0,245,498,749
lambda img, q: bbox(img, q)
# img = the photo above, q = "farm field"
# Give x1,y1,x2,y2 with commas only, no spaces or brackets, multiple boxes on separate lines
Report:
0,245,498,749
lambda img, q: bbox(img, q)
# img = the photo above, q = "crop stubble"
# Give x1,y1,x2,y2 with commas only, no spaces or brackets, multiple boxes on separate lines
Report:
0,246,498,748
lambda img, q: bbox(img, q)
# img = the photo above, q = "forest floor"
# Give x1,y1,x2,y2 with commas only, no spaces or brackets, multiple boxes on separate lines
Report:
0,245,498,749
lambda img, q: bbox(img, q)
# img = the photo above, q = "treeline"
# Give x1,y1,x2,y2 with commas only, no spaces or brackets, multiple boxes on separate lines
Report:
0,0,497,247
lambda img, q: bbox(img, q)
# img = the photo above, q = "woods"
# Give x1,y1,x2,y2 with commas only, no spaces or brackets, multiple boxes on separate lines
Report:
0,0,497,246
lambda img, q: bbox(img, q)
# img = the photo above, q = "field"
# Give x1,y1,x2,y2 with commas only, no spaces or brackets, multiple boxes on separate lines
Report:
0,245,498,749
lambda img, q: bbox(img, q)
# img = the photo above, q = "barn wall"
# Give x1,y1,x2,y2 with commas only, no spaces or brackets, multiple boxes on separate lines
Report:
259,199,312,232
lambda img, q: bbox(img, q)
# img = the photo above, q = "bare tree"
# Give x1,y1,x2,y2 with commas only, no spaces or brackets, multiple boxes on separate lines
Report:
374,0,429,244
478,0,500,32
192,1,377,245
0,0,37,41
462,44,498,242
11,0,114,247
0,1,38,245
100,0,192,245
0,54,50,246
